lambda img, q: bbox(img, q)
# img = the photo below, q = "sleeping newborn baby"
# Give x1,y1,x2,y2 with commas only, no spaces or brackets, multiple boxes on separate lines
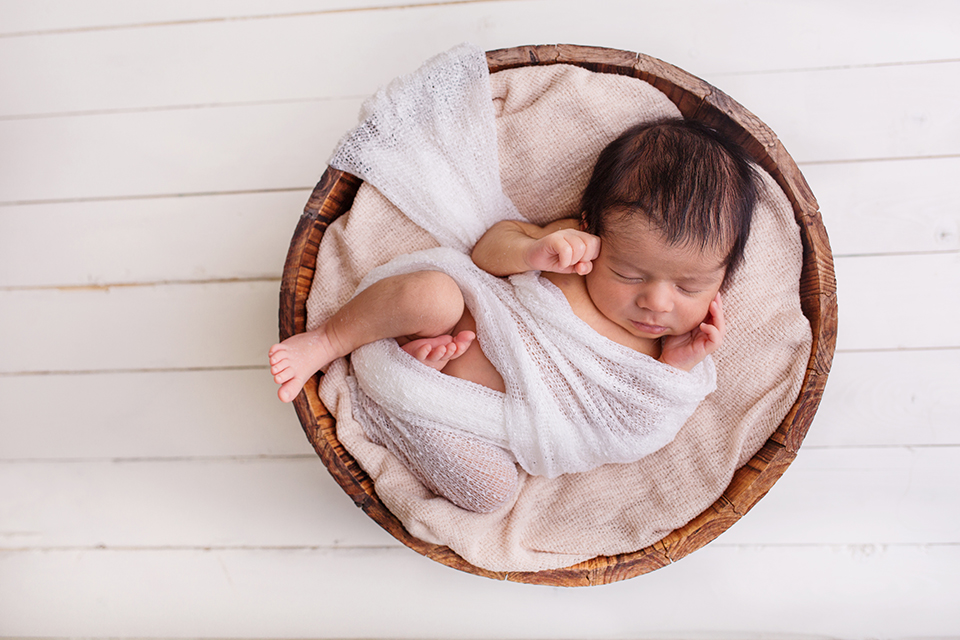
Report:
270,119,758,513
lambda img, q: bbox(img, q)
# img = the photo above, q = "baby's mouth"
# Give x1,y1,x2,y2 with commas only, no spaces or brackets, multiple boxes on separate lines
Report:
631,320,668,334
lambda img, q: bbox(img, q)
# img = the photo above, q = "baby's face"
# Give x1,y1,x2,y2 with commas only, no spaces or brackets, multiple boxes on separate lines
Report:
584,218,727,340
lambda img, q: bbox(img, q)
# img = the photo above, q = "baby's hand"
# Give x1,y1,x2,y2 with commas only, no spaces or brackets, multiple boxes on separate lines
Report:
659,293,726,372
524,229,601,275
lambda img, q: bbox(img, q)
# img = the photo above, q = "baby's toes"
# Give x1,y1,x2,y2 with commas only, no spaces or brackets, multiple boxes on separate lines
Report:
273,366,296,385
452,331,475,355
410,343,431,361
278,381,301,403
428,344,454,362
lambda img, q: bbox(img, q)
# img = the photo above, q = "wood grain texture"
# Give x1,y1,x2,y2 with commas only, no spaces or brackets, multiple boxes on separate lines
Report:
0,0,459,35
4,62,957,205
277,44,838,586
4,1,957,116
0,369,311,460
0,190,309,288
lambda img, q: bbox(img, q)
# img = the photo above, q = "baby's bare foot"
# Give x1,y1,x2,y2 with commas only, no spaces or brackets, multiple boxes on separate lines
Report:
402,331,475,371
268,328,340,403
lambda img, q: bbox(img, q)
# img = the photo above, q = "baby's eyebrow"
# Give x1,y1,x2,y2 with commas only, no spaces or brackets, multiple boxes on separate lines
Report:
606,256,642,271
678,269,725,285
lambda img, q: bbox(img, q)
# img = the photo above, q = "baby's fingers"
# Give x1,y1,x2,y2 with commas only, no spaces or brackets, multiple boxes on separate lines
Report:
583,232,602,260
709,293,726,337
566,232,600,273
547,238,581,272
697,296,725,354
552,239,575,269
531,229,601,274
698,320,720,344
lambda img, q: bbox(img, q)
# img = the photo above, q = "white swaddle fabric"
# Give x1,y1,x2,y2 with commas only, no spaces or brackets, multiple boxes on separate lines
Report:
330,43,521,252
328,43,716,491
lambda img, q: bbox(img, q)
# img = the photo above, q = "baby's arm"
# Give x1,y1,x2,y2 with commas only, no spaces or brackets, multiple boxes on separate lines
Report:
471,219,601,277
659,293,726,372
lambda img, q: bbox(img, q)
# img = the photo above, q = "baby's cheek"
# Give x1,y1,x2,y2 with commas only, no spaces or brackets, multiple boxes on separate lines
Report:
680,301,711,331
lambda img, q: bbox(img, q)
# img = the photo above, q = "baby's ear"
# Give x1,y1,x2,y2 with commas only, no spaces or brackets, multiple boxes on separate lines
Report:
579,212,588,232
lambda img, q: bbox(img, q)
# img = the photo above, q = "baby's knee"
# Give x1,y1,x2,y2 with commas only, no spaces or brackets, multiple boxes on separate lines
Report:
441,456,518,514
416,429,519,513
399,270,464,331
403,269,460,298
462,457,519,513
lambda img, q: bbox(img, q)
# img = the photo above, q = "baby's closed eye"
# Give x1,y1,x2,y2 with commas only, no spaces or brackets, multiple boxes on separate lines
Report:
610,268,644,282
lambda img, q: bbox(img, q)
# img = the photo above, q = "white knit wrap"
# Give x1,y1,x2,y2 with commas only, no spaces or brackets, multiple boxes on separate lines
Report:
330,43,716,479
330,43,520,252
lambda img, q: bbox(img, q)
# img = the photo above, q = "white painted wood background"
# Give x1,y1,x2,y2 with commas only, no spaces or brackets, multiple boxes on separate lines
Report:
1,1,958,638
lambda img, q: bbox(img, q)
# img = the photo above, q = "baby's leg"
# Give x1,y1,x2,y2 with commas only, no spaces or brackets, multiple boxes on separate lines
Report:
364,408,519,513
269,270,466,402
414,428,519,513
400,330,475,371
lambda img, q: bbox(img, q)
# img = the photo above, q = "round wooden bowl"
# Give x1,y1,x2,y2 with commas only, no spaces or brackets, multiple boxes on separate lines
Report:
278,44,838,586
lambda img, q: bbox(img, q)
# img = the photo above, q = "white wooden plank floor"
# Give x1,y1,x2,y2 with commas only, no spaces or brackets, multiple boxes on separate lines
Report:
1,1,958,638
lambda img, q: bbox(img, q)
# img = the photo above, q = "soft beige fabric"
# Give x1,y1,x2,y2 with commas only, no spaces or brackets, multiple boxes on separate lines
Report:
306,63,812,572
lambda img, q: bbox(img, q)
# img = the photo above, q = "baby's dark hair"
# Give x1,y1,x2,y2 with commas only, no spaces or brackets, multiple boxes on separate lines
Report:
580,118,759,283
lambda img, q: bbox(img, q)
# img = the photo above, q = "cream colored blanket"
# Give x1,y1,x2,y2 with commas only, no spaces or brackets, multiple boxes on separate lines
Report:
307,59,811,572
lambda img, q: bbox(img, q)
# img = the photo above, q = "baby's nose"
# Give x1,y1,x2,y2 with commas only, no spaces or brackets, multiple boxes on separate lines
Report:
639,284,673,313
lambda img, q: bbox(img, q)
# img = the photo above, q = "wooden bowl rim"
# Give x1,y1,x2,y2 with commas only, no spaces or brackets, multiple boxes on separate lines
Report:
278,44,838,587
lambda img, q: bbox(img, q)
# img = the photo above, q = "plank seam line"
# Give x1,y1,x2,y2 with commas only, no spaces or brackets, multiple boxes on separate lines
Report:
798,153,960,166
0,0,510,38
2,542,957,552
0,94,368,122
0,187,312,208
799,443,960,451
0,276,282,293
0,365,269,377
0,454,319,464
0,544,404,552
711,56,960,77
833,249,959,260
5,346,959,378
5,444,956,465
835,345,960,354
